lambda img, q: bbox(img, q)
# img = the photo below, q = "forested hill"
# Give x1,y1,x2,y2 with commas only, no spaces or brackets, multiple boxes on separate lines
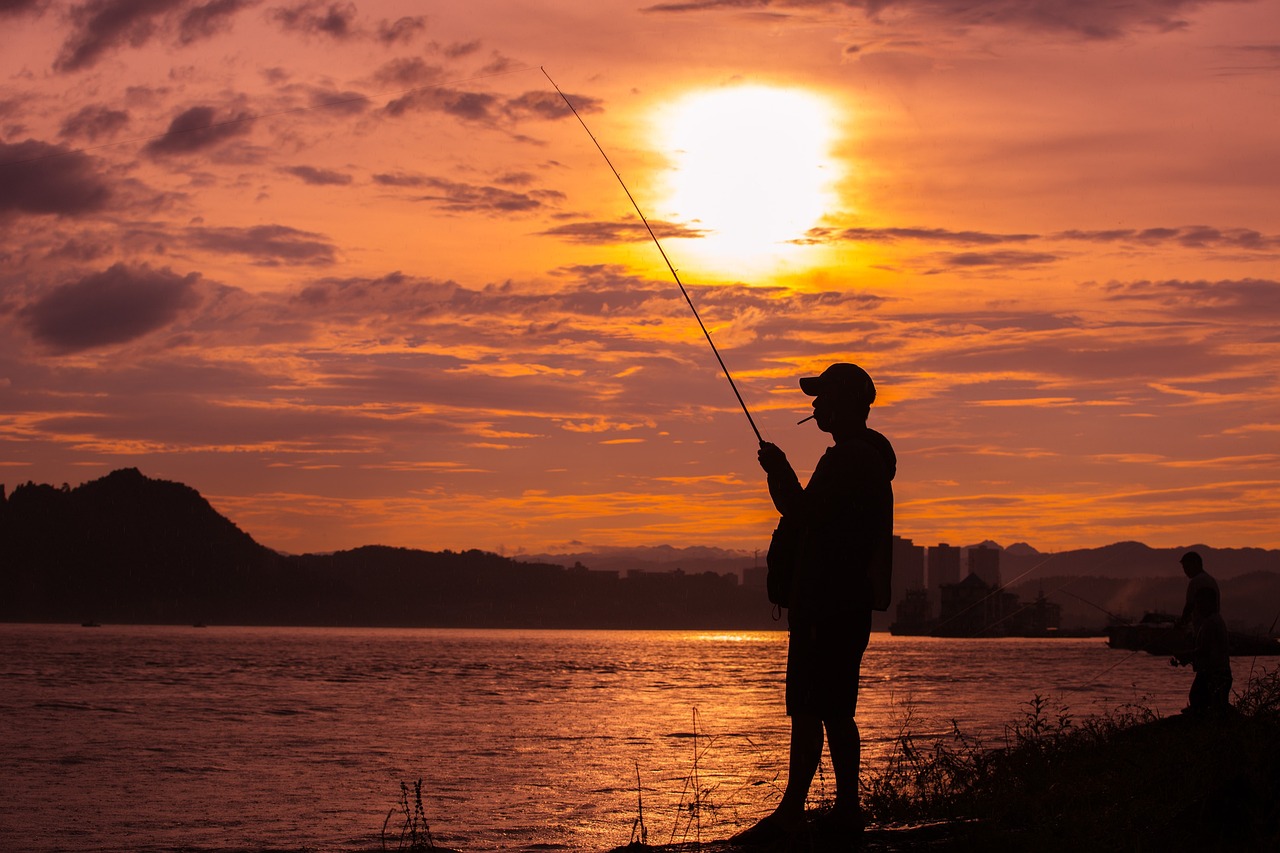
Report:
2,469,1277,629
0,469,775,628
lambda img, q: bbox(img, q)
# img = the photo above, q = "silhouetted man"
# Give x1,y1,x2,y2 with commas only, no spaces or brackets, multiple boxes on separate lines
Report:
1177,551,1219,631
1172,585,1233,714
737,362,895,843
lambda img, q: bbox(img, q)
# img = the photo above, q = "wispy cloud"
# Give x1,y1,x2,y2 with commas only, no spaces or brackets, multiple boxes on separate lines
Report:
642,0,1232,40
142,105,253,157
374,174,565,213
185,224,338,265
541,218,709,244
279,164,353,186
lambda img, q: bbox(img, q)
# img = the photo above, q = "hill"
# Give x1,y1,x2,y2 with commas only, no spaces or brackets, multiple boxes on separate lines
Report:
2,469,1277,631
999,540,1280,581
0,470,777,628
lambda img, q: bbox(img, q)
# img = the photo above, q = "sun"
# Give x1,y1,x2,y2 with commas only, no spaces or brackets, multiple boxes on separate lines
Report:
651,85,842,276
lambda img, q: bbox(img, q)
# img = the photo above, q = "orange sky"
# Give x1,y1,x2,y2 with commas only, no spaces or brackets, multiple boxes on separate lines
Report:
2,0,1278,556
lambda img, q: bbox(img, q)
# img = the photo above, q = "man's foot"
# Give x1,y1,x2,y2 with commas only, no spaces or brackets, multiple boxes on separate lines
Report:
730,811,803,847
815,803,866,839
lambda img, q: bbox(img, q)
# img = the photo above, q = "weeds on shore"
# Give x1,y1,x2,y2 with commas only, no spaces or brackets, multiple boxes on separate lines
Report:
863,672,1280,850
382,779,436,853
629,761,648,847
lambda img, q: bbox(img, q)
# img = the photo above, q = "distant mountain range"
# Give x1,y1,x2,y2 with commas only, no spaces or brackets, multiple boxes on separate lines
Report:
2,469,1276,630
530,536,1279,583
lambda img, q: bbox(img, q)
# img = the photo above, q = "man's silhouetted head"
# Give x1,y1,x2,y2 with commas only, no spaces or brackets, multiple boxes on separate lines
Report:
800,363,875,407
802,363,876,436
1180,550,1204,577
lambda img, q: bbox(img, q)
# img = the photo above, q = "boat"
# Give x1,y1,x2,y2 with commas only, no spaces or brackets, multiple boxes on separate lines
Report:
1106,611,1280,656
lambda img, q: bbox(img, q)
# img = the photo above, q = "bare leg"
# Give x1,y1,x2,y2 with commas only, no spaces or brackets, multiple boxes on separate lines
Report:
824,716,862,817
774,713,825,823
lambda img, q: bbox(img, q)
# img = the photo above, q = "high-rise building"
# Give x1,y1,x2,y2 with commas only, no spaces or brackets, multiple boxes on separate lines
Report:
968,544,1001,587
928,543,961,588
893,536,926,590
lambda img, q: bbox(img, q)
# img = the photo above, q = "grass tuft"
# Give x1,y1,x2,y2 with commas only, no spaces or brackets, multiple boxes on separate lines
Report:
382,778,436,853
863,672,1280,850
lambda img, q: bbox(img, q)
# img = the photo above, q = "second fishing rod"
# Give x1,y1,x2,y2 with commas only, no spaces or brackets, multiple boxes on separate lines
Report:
542,68,764,446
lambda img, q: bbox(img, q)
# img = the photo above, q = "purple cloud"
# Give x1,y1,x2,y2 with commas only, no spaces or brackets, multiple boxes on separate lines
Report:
371,57,444,89
941,250,1060,268
59,105,131,141
270,0,356,39
0,140,111,216
56,0,188,72
142,105,252,157
504,90,592,121
804,225,1041,245
20,263,201,352
186,224,337,265
376,15,426,45
0,0,43,16
382,87,600,126
373,173,565,213
540,219,709,244
280,165,353,186
643,0,1231,40
383,87,500,121
1100,278,1280,319
1057,226,1280,251
178,0,253,44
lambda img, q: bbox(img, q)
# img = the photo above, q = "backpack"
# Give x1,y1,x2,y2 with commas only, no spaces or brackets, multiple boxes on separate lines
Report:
766,514,803,608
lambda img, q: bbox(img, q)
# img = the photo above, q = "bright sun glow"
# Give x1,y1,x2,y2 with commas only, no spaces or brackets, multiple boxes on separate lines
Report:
652,85,842,275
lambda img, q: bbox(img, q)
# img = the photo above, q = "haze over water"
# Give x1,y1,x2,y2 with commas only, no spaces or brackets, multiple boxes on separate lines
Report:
2,623,1258,853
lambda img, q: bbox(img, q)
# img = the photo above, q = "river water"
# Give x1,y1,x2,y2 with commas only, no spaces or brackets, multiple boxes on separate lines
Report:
0,624,1264,852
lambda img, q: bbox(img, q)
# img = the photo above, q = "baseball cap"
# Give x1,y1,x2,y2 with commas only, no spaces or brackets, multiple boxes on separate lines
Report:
799,362,876,405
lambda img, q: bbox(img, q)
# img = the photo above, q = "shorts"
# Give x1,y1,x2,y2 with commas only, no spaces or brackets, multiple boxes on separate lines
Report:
785,608,873,719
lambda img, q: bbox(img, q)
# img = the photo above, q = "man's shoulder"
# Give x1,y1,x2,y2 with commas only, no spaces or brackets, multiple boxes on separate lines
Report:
826,436,894,481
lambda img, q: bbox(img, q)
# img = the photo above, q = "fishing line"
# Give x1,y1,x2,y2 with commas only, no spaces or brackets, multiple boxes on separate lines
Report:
0,65,540,169
541,67,764,445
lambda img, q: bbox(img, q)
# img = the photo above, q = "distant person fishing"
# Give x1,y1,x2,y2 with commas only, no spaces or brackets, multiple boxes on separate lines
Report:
736,362,895,844
1171,551,1232,715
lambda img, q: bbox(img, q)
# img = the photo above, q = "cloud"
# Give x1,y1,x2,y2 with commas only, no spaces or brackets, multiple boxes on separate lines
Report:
0,0,43,16
269,0,356,39
1057,226,1280,251
186,224,337,265
280,165,353,186
59,104,131,141
54,0,254,72
177,0,253,44
20,262,201,352
383,87,500,121
0,140,112,216
504,90,589,121
376,15,426,45
56,0,187,72
371,57,444,89
540,219,710,244
1099,278,1280,320
940,250,1060,268
382,87,601,126
803,225,1041,245
641,0,1231,40
142,105,252,156
373,174,565,213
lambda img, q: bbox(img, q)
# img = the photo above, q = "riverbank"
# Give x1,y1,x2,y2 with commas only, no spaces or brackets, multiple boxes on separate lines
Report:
610,671,1280,852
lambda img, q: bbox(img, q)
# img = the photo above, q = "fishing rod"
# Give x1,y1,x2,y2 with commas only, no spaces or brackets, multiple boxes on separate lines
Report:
541,67,764,446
